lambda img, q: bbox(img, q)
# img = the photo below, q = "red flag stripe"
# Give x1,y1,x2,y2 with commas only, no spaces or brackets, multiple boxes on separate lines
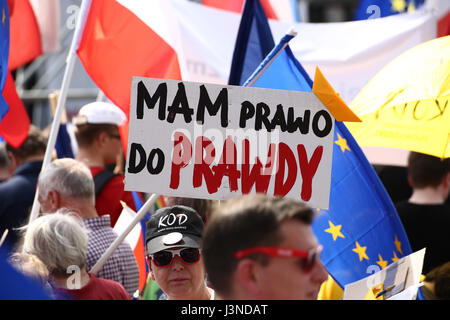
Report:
77,0,182,119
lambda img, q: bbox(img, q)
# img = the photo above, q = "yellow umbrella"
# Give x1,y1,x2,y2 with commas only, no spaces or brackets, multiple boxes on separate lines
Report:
346,35,450,159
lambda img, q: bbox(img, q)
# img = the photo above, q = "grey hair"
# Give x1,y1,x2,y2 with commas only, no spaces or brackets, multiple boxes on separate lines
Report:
22,211,89,277
38,158,95,204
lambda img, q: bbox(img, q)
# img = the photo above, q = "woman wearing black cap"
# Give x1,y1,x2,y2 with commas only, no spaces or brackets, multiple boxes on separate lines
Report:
145,205,214,300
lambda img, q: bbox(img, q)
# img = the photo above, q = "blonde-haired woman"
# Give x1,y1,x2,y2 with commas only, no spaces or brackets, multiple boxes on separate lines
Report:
22,212,130,300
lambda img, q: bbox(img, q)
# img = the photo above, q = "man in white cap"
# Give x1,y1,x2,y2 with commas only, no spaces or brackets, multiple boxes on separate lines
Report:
72,101,136,227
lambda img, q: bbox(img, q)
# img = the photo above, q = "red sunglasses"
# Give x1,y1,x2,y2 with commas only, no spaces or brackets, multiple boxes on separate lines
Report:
234,245,322,272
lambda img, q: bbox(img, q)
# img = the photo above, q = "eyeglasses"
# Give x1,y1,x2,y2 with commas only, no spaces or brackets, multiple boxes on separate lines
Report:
148,248,201,267
107,132,121,140
234,245,322,273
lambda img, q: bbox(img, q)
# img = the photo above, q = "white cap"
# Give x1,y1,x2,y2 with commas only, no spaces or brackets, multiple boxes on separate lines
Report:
72,102,126,126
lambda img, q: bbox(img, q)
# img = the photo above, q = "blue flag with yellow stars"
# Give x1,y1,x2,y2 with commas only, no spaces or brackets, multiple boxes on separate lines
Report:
237,33,413,291
0,0,9,122
354,0,424,20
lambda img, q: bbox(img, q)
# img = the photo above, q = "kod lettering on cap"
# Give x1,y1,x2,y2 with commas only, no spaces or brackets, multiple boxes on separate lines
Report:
158,212,188,228
146,205,204,255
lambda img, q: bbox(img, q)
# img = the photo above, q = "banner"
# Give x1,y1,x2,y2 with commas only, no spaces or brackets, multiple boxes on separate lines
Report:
125,77,335,209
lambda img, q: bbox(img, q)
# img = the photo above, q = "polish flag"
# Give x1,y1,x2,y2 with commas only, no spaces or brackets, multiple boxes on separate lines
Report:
77,0,182,150
9,0,60,70
77,0,182,117
114,201,148,293
76,0,438,138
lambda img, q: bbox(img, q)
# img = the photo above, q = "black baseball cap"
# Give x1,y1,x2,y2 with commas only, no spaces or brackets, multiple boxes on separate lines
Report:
145,205,204,254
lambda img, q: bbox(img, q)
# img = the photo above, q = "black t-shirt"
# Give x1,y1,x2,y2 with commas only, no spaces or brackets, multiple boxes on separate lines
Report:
396,201,450,274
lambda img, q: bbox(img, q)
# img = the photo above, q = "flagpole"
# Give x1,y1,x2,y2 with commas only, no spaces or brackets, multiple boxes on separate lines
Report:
26,0,93,227
89,193,158,275
243,28,297,87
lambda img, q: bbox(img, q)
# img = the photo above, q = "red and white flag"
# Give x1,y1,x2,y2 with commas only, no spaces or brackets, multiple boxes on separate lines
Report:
202,0,298,23
75,0,440,165
113,201,147,293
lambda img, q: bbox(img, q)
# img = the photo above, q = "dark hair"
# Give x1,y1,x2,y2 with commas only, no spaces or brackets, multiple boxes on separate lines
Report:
202,194,314,296
74,123,118,148
0,142,9,169
425,261,450,300
6,125,47,160
407,152,450,188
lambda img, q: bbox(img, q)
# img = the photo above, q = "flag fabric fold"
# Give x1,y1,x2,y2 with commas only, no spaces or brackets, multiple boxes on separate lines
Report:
202,0,278,20
0,0,9,122
354,0,424,20
228,0,275,86
230,2,413,292
77,0,182,118
8,0,60,71
0,72,30,147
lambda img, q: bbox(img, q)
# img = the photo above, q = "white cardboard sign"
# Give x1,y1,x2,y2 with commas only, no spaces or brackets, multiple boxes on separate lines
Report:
125,77,334,208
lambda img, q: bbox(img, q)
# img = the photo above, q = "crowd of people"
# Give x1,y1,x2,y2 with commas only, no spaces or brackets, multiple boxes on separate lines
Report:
0,101,449,300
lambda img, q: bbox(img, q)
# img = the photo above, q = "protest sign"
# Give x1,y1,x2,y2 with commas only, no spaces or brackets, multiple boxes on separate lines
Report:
125,77,335,209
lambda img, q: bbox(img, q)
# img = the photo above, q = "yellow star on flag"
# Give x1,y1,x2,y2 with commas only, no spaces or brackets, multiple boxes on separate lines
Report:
324,220,345,241
391,0,407,12
352,241,369,262
335,133,350,153
394,235,403,255
376,254,388,269
2,9,5,25
392,251,400,262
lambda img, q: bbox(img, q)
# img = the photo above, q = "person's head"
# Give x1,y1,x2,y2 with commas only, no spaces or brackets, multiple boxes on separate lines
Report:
73,101,126,164
407,152,450,188
8,252,50,289
37,158,95,213
163,196,213,224
424,261,450,300
22,211,89,279
6,125,47,170
202,194,328,300
407,152,450,199
145,205,208,300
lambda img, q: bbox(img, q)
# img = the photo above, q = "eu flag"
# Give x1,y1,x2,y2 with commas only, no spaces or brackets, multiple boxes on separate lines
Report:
0,0,10,122
354,0,424,20
229,6,414,291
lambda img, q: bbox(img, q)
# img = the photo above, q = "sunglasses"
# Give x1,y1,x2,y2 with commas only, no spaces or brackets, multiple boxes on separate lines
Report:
148,248,201,267
234,245,322,273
